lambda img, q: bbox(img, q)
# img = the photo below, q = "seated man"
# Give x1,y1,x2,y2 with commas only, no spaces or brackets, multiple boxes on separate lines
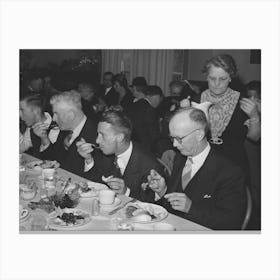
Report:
77,107,163,202
146,107,246,230
39,90,99,177
19,93,54,158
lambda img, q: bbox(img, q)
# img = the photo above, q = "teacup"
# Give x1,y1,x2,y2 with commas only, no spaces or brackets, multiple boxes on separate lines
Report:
99,190,115,205
153,223,175,231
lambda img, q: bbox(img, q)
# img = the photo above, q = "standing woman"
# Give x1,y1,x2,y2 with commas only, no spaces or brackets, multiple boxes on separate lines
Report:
200,54,260,179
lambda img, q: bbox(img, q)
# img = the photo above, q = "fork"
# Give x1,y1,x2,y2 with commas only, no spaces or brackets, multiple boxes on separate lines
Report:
108,198,137,215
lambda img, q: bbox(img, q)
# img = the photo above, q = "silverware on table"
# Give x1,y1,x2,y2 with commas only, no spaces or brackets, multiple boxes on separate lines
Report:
108,198,137,215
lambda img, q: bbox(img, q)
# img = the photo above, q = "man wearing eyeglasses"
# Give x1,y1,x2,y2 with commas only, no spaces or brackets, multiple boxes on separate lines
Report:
146,107,246,230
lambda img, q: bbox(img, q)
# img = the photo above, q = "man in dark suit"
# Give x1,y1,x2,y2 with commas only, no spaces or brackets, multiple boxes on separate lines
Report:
146,107,246,230
77,107,163,202
129,85,163,155
37,90,99,177
19,93,53,159
98,72,119,107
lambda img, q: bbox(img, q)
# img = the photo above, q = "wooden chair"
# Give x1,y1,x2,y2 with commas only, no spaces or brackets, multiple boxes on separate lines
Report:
157,158,172,177
241,186,253,230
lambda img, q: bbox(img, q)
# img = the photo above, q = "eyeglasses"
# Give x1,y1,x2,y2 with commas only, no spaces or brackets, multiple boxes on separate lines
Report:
169,129,199,145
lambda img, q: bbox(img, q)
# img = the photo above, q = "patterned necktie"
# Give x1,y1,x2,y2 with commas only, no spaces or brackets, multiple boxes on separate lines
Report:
112,155,122,178
63,130,73,150
181,157,193,190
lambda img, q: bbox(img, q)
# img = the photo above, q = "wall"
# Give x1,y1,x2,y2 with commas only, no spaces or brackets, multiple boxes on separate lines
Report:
185,50,261,84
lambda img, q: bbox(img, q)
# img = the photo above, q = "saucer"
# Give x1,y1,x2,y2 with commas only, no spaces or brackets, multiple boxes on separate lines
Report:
100,197,121,210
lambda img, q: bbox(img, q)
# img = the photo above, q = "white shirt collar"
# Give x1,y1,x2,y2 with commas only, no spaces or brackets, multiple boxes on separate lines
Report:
71,115,87,141
144,98,152,106
116,141,133,175
105,87,112,95
184,142,211,178
191,142,211,165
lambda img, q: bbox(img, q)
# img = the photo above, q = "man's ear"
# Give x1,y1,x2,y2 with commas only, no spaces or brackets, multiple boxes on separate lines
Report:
67,110,75,121
196,129,205,142
32,107,41,118
116,133,125,143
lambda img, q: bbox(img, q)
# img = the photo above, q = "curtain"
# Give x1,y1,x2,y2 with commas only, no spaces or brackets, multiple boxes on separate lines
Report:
102,49,174,95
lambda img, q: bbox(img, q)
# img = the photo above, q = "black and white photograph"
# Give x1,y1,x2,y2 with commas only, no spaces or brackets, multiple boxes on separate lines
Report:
19,49,261,232
1,1,280,280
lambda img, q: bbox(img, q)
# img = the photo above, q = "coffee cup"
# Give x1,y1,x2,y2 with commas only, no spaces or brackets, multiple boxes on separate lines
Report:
99,190,115,205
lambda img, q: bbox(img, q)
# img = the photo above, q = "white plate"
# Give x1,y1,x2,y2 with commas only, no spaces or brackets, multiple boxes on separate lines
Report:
100,197,121,210
48,208,91,229
124,202,168,224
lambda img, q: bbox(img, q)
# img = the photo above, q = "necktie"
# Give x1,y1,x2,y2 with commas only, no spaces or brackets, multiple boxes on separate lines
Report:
63,131,73,150
181,157,193,190
112,156,122,178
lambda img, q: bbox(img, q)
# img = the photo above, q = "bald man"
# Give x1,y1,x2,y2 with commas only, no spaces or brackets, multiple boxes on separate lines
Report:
146,107,246,230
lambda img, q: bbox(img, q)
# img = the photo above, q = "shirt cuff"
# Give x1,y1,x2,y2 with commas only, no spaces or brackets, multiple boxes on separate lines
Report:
84,158,94,172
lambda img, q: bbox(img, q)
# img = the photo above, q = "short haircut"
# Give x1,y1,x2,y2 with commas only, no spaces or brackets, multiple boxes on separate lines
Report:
104,71,114,77
113,74,128,88
144,85,163,97
50,90,82,110
202,54,237,78
169,80,184,89
20,93,44,112
100,106,132,142
170,107,209,136
245,80,261,97
132,76,147,92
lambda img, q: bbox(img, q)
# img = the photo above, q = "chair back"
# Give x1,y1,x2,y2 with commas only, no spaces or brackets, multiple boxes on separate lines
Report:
157,158,172,177
241,186,253,230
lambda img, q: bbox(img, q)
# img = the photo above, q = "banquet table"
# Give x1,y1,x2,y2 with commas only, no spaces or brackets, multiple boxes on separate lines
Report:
19,153,210,232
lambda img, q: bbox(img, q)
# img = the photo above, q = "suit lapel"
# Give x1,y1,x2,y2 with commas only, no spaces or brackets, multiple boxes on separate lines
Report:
123,145,139,180
183,149,216,195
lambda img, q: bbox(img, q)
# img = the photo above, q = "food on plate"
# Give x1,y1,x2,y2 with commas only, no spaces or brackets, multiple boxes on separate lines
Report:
125,205,138,218
28,192,79,213
124,203,163,222
28,198,56,213
50,209,90,227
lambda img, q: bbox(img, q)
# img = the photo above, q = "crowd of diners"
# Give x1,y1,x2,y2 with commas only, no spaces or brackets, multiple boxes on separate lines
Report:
19,54,261,230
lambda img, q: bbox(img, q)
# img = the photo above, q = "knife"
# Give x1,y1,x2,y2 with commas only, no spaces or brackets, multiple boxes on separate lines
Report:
108,198,137,215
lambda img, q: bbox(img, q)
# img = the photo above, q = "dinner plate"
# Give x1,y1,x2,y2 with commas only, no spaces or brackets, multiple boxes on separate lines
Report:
123,202,168,224
100,197,121,210
48,208,91,229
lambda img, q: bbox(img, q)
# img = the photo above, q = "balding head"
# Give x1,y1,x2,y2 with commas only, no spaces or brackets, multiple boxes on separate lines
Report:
169,108,209,156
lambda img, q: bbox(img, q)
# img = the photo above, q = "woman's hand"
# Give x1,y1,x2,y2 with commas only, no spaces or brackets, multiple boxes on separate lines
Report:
240,98,259,119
